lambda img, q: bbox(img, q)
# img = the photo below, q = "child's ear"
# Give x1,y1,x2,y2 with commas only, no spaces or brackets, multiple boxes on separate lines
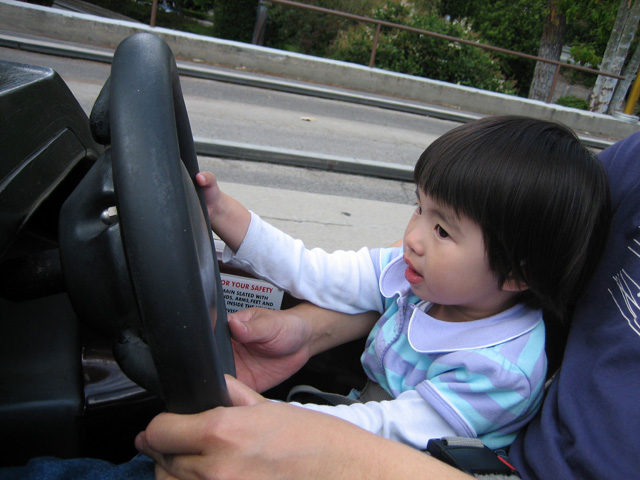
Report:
502,273,529,292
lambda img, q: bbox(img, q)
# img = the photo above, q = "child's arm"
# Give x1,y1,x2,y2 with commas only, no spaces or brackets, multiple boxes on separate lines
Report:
196,171,251,252
196,172,384,314
290,390,458,450
223,213,385,314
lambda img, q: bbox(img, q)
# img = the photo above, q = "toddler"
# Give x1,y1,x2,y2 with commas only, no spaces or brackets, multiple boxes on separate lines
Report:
198,116,611,450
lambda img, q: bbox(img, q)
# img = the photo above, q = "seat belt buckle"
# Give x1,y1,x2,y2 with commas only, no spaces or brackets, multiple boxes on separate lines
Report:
426,437,520,478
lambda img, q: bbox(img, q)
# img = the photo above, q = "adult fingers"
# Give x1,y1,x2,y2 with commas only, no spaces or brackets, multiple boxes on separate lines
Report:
136,412,208,456
228,308,278,344
148,446,205,480
154,462,181,480
225,375,267,406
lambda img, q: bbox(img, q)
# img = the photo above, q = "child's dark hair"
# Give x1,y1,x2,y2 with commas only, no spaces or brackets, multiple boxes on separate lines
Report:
413,115,611,319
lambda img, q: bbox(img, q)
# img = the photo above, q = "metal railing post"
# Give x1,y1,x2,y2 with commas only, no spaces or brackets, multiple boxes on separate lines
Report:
369,23,382,68
252,1,270,46
150,0,158,27
546,63,562,104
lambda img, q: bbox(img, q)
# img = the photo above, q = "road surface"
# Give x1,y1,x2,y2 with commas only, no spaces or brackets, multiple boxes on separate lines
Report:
1,45,462,204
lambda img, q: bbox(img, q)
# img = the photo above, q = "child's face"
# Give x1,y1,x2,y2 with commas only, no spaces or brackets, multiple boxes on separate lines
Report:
403,191,514,321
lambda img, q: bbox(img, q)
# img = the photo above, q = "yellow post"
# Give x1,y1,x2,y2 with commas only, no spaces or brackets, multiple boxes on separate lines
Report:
624,66,640,114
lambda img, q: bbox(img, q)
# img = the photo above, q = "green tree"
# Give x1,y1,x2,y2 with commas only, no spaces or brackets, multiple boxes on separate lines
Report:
180,0,214,10
440,0,546,96
212,0,259,43
564,0,620,67
526,0,624,105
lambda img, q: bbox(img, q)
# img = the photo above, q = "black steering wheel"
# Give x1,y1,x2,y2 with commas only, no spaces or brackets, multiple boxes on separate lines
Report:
59,33,234,414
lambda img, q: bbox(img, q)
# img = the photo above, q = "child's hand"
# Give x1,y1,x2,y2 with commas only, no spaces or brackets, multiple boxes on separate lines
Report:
195,171,251,252
195,171,223,221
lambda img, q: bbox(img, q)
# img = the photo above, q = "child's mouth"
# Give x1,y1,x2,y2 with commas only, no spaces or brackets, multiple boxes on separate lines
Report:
404,264,423,284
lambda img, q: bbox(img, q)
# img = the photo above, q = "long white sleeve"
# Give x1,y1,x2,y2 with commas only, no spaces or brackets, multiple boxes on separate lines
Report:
290,389,460,450
222,212,384,314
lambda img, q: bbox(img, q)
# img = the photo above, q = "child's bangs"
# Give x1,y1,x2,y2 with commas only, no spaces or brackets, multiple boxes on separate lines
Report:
414,136,496,223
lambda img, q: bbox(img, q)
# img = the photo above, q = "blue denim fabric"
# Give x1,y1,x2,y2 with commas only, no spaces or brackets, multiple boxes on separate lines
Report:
0,454,154,480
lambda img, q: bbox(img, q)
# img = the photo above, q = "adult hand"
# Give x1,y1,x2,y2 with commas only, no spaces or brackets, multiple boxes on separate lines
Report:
228,303,378,393
136,376,470,480
229,306,314,392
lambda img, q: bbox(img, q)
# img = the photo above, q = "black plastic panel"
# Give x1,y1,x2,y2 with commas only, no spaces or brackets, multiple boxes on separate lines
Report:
0,294,83,466
0,61,101,260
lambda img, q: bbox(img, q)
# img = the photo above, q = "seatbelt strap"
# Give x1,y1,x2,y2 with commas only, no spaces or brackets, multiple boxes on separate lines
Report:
286,384,360,405
357,379,393,402
287,379,394,405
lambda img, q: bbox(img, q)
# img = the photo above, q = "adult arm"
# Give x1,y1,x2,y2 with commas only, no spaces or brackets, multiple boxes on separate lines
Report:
228,305,459,451
136,376,473,480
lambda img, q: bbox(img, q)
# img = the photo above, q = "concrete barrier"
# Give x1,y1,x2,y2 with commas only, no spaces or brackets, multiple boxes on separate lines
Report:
1,0,637,141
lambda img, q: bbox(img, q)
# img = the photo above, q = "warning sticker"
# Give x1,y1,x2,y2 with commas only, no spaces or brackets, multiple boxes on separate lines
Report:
220,273,285,313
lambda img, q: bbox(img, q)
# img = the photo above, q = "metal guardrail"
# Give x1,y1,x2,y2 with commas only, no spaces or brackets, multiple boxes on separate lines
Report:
0,31,614,154
255,0,625,104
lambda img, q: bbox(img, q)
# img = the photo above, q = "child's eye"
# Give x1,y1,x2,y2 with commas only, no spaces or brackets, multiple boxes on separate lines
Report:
435,225,449,238
415,204,423,215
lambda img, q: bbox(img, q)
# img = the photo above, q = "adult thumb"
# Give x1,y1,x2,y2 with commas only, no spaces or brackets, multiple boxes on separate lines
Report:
228,308,276,344
225,374,266,406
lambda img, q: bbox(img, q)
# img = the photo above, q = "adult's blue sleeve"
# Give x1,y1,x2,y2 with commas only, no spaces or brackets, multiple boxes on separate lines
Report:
509,131,640,480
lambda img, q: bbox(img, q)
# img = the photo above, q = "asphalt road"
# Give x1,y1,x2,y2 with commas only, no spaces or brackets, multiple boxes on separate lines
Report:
1,46,462,204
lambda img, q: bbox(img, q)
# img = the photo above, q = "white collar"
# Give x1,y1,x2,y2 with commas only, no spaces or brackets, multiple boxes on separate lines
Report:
379,251,542,352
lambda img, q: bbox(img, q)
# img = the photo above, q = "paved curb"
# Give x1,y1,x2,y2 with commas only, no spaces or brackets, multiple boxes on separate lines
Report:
195,138,415,181
218,181,415,252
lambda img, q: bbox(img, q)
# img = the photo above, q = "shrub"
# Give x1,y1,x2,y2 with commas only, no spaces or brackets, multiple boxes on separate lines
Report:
555,95,589,110
439,0,545,96
263,1,387,57
22,0,54,6
79,0,211,33
212,0,259,43
330,2,515,94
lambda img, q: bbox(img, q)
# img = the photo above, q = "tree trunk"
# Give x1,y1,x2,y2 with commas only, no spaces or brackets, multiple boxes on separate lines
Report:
589,0,640,113
529,0,566,102
609,42,640,113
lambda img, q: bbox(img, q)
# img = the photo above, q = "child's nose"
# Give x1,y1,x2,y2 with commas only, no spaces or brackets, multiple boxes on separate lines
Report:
404,221,424,255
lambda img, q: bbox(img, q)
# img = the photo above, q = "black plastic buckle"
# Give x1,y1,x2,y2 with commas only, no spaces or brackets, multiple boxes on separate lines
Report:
426,437,520,477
